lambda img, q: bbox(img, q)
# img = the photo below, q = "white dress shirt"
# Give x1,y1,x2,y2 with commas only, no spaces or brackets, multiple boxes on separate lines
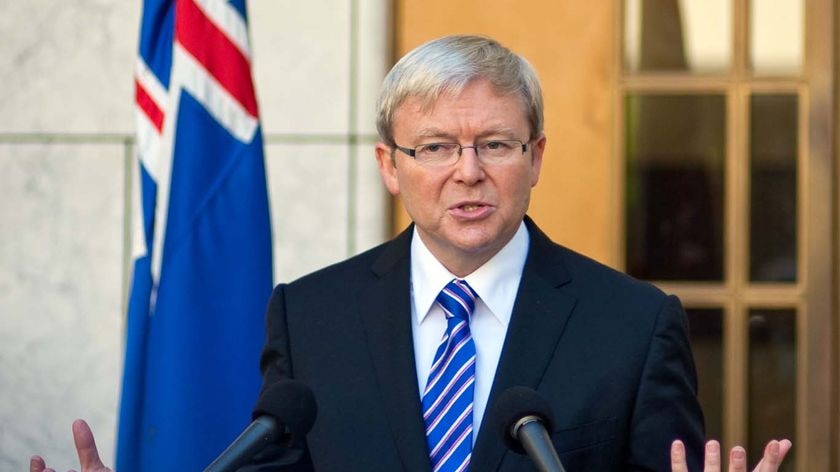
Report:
410,221,530,443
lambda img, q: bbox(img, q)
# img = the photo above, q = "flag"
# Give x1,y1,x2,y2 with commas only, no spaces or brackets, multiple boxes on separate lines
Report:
117,0,273,470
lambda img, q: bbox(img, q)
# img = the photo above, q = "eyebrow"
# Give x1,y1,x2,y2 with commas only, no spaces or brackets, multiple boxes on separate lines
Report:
413,126,520,141
414,128,455,140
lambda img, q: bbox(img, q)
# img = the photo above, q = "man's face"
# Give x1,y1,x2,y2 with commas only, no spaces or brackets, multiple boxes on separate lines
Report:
375,78,545,276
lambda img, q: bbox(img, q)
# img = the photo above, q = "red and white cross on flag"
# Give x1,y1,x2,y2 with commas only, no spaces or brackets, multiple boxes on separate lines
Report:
119,0,273,470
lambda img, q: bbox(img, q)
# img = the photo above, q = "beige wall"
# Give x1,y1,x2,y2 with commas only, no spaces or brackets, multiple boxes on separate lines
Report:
392,1,618,265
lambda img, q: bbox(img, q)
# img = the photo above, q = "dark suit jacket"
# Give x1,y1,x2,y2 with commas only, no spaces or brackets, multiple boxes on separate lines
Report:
245,217,705,471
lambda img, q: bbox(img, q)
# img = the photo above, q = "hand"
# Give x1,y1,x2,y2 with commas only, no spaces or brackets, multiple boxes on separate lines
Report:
30,419,114,472
671,438,792,472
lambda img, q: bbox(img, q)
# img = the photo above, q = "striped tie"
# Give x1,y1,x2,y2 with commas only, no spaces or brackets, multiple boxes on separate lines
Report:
422,279,478,472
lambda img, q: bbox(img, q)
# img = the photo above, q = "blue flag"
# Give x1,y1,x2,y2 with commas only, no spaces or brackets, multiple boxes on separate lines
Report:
118,0,272,470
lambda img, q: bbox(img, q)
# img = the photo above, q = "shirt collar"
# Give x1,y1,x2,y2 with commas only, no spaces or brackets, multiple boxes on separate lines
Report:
410,221,530,327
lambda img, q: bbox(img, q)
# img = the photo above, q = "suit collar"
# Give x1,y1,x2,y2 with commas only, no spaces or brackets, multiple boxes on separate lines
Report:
471,216,578,471
370,223,414,277
358,225,432,472
361,219,576,472
520,215,572,288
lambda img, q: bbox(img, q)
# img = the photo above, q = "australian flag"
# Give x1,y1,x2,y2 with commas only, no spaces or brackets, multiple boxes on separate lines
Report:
117,0,273,470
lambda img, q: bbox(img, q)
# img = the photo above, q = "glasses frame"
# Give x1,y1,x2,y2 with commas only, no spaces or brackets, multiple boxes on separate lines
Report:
392,139,530,166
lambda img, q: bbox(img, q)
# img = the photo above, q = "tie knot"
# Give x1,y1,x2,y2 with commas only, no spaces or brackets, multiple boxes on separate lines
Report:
436,279,477,323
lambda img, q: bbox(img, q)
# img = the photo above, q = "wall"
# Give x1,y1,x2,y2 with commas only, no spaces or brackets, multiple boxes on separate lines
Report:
0,1,389,469
393,0,618,264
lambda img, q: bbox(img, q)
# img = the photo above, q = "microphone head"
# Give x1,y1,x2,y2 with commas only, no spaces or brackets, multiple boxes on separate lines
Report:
490,386,555,454
252,379,317,442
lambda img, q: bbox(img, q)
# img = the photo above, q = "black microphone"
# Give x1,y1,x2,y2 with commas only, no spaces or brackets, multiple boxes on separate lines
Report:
203,379,317,472
491,386,566,472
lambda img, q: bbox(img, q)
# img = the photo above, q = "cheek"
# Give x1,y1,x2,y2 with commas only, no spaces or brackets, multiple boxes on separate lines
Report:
500,170,534,201
404,170,445,196
398,172,439,213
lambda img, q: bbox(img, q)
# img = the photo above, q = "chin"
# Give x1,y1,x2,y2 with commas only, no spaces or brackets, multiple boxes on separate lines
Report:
451,234,501,255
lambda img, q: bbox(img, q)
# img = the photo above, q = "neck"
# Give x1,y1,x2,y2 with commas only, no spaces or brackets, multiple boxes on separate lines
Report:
443,256,493,279
416,229,518,278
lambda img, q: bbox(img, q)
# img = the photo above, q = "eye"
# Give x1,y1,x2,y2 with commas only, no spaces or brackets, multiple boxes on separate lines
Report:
483,140,514,151
418,143,455,154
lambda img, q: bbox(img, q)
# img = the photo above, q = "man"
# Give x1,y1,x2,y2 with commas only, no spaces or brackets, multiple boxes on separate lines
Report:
248,34,703,471
33,35,790,472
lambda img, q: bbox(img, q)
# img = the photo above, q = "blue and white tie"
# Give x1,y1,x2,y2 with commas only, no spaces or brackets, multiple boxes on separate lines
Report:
422,279,478,472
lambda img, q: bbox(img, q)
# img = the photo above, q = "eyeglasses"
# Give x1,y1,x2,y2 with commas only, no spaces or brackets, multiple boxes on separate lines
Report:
393,139,529,167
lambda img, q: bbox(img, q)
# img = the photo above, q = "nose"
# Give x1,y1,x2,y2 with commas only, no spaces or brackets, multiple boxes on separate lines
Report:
452,146,485,184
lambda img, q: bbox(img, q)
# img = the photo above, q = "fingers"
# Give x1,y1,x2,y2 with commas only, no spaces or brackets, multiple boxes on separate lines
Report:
29,456,56,472
728,445,747,472
704,440,721,472
672,438,793,472
757,440,781,471
71,419,107,471
30,456,46,472
673,440,726,472
755,439,793,472
671,440,689,472
777,439,793,459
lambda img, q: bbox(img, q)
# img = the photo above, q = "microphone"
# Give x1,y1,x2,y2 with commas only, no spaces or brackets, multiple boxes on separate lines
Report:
203,379,317,472
491,386,566,472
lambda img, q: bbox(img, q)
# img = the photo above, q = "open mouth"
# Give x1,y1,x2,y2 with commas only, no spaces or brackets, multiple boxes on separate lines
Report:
450,202,492,218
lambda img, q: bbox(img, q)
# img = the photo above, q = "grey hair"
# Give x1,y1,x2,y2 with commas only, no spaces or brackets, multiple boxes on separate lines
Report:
375,35,544,145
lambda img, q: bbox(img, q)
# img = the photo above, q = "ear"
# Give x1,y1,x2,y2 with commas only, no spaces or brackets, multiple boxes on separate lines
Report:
529,134,546,187
375,142,401,196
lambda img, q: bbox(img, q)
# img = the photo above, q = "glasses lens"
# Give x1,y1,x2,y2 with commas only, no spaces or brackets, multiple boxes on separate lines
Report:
478,140,524,163
415,143,459,166
411,140,525,166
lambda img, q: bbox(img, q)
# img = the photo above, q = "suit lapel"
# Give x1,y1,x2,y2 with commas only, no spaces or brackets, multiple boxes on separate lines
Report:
471,218,578,471
357,227,432,472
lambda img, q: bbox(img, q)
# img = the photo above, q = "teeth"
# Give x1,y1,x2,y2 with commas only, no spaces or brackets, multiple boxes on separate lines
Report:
462,204,479,211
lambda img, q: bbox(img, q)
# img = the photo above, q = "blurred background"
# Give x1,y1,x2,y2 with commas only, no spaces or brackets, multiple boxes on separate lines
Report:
0,1,837,471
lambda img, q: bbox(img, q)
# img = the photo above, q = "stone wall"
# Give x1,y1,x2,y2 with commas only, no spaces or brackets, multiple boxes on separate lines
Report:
0,1,389,469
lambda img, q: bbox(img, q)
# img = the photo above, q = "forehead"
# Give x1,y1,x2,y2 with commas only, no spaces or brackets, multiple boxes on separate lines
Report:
392,79,529,136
